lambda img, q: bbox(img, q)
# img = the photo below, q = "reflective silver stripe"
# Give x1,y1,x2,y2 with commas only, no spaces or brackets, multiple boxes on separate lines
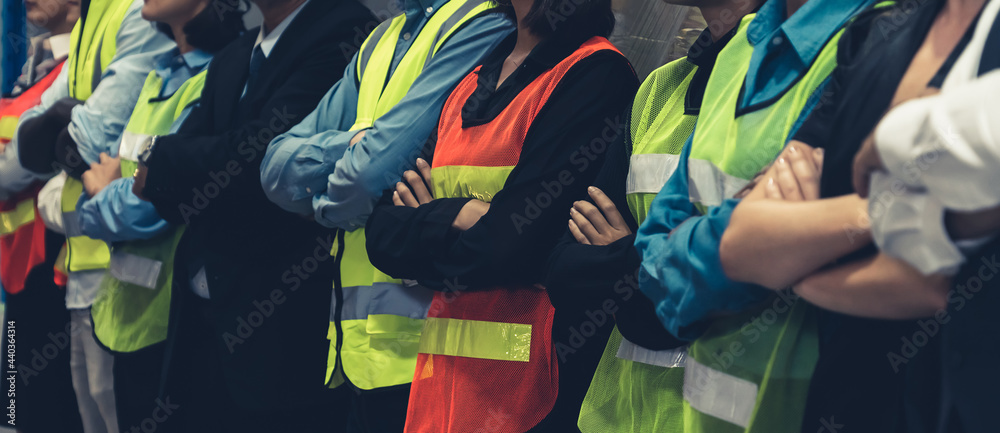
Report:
63,210,83,237
626,153,681,195
687,158,750,207
616,337,687,368
424,0,488,68
118,130,149,162
332,282,435,321
109,250,162,290
683,356,758,428
357,18,396,79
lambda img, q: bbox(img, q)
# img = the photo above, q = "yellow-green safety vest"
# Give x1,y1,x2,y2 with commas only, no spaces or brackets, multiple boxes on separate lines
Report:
90,69,208,353
327,0,495,391
676,10,868,432
61,0,134,273
577,56,700,433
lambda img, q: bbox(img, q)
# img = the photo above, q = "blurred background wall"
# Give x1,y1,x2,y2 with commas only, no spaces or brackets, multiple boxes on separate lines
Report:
0,0,703,94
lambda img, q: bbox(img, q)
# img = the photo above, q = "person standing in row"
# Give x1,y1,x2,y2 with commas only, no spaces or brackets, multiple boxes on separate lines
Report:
78,0,245,430
543,0,761,430
10,0,174,431
633,0,883,431
0,0,83,431
131,0,377,431
260,0,514,430
365,0,637,430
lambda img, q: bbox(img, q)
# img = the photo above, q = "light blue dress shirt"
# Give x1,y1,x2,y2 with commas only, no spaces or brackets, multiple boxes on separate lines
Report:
634,0,879,340
0,0,174,310
78,48,213,244
260,0,515,230
0,0,173,200
634,138,770,341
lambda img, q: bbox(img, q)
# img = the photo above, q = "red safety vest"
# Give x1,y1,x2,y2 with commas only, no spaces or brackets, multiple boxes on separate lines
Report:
0,61,65,294
405,37,621,433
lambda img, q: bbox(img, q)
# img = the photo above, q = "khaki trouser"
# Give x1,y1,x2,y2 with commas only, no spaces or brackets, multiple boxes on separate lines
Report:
70,308,118,433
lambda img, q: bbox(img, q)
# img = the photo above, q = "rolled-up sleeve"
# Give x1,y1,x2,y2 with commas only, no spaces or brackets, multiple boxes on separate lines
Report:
68,1,172,164
78,176,170,243
635,139,770,340
872,69,1000,275
309,15,514,230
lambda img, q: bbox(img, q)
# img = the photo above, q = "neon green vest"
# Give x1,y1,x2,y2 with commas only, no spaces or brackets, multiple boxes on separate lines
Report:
678,13,844,432
90,69,208,353
327,0,495,391
61,0,134,273
577,56,701,433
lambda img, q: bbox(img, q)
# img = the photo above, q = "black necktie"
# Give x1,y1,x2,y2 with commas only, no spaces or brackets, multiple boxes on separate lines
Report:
244,45,266,99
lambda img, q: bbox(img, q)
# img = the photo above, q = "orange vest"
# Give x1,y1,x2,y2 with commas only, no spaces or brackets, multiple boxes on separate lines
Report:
405,37,621,433
0,61,65,295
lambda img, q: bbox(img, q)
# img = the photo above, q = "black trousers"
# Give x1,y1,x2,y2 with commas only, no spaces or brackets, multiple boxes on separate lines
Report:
164,289,349,433
5,272,84,433
112,343,169,432
346,384,410,433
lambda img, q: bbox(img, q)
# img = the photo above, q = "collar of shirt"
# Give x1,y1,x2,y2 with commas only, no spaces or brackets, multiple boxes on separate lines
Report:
687,25,738,69
740,0,877,110
684,25,741,114
152,48,213,97
401,0,449,19
463,32,592,125
255,0,311,57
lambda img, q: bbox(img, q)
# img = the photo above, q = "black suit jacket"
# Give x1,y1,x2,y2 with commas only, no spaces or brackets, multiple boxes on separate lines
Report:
143,0,376,409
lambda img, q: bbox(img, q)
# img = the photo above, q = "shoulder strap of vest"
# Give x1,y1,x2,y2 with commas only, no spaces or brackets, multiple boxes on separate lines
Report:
356,17,400,81
424,0,495,68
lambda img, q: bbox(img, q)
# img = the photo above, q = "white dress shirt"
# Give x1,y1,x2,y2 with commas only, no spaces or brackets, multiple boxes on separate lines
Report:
870,0,1000,275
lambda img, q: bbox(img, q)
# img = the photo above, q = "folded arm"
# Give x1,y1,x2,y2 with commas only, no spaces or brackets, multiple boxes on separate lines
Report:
794,253,949,319
310,16,515,230
634,139,774,341
366,55,637,289
79,176,170,243
68,2,173,165
143,37,347,224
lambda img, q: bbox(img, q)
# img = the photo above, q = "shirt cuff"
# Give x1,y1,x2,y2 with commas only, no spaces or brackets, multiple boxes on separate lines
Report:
874,97,936,188
869,172,964,275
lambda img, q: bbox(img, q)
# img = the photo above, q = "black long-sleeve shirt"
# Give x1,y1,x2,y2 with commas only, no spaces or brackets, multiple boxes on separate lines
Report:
365,33,638,292
365,32,638,428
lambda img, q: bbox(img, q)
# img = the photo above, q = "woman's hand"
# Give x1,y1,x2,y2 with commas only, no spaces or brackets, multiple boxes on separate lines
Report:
392,158,434,208
746,141,823,201
568,186,632,246
452,199,490,231
82,153,121,197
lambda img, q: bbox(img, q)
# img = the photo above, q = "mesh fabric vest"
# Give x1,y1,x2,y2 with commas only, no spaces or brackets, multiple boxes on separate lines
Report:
0,61,66,295
676,13,849,432
326,0,495,391
60,0,133,274
577,53,702,433
89,70,207,353
404,37,621,433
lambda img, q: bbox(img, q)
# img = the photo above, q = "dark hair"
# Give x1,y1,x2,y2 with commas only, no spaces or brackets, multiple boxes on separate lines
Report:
156,0,248,53
492,0,615,41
